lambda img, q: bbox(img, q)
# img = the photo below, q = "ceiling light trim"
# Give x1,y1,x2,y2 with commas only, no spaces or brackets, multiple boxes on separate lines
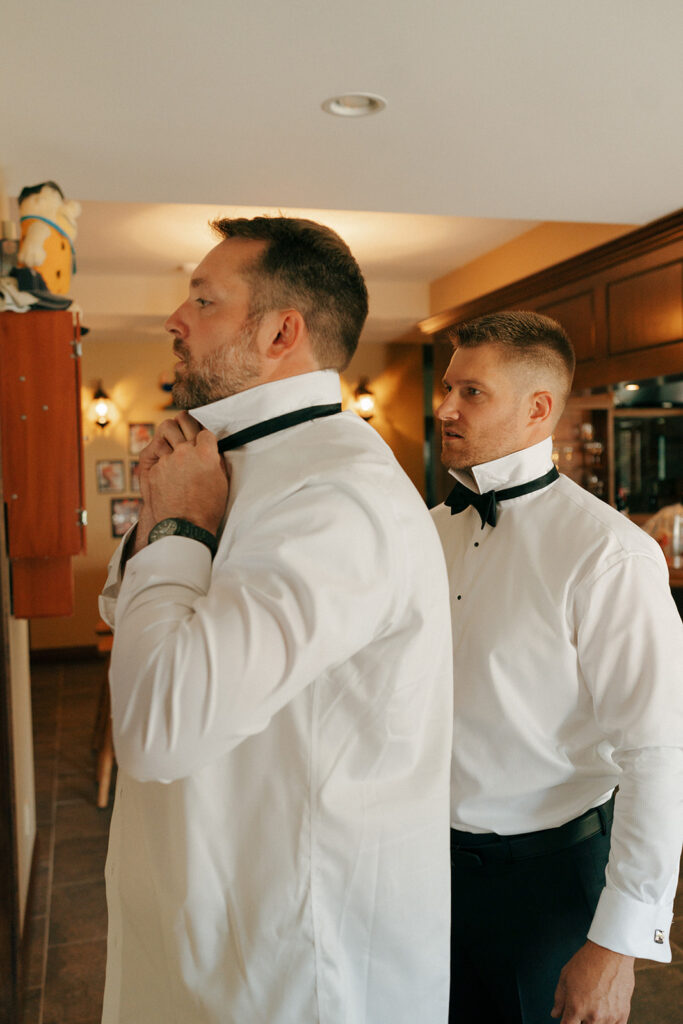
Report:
321,93,387,118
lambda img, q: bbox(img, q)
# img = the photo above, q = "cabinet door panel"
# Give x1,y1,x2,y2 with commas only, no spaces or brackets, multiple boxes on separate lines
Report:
0,311,84,558
607,262,683,354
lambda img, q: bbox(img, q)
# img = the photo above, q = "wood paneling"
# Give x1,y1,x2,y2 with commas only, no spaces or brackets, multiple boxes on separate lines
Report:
607,262,683,355
420,207,683,391
537,291,597,362
0,311,86,617
11,558,74,620
0,313,83,559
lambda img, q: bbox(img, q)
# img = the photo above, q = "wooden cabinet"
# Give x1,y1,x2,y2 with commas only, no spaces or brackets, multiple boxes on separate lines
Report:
0,311,86,617
420,208,683,392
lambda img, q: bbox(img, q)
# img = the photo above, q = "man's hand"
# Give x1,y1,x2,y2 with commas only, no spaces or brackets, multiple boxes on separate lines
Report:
551,940,635,1024
144,428,228,533
131,413,226,555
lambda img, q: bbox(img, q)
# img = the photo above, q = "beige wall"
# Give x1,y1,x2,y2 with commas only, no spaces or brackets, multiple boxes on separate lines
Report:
430,221,636,315
30,338,426,650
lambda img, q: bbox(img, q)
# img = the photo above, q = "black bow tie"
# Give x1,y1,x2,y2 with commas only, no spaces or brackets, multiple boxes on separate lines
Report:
445,466,559,528
217,403,342,452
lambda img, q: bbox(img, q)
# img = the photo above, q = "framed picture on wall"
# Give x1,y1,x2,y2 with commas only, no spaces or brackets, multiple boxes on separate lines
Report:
96,459,125,493
129,422,154,455
129,460,141,493
111,497,143,538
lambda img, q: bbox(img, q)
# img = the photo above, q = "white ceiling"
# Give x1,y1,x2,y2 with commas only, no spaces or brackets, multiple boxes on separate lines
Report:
71,200,536,279
4,0,682,341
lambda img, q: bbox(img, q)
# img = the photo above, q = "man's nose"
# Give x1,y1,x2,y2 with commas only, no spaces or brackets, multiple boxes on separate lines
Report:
164,304,185,335
435,394,459,421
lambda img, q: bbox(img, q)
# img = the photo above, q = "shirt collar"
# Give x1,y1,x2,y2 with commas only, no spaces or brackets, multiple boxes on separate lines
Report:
449,437,555,494
190,370,342,442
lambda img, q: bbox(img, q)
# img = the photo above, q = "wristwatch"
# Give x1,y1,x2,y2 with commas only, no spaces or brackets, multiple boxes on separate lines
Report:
147,518,218,558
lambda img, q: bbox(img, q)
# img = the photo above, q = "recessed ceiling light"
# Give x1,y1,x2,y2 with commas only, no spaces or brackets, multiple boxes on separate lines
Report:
322,93,387,118
624,383,640,391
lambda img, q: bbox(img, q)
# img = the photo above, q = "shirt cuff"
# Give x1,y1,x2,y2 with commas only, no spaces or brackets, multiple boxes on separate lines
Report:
588,886,674,962
120,534,213,595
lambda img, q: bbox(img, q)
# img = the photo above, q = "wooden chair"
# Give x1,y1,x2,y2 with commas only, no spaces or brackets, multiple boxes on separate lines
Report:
93,619,115,808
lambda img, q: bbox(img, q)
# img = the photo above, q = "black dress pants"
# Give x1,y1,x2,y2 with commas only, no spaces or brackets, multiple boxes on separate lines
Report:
449,804,613,1024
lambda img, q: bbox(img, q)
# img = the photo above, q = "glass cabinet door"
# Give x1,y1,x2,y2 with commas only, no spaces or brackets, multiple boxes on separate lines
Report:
614,412,683,514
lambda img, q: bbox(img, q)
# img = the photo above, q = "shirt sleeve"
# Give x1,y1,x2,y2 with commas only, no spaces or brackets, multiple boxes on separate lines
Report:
575,550,683,961
98,525,136,628
107,479,401,783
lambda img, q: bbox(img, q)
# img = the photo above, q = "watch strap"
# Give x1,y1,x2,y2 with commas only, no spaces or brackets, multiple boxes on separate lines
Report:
148,518,218,558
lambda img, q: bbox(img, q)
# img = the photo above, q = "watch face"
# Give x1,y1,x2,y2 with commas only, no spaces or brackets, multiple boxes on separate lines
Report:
150,518,180,541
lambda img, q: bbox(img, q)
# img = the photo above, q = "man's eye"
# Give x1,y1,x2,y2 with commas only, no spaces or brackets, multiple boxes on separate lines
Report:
465,387,481,397
442,383,451,394
195,297,211,308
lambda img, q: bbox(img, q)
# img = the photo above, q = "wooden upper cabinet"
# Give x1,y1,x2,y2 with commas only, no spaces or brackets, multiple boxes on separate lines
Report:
607,262,683,355
0,311,85,616
537,291,598,362
419,208,683,389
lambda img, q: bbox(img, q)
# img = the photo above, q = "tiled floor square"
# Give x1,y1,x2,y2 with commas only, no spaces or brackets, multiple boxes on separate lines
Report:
49,880,108,947
42,939,107,1024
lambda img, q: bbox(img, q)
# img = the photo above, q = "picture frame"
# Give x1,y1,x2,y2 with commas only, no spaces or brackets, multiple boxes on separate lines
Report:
129,460,141,493
96,459,125,494
111,497,143,538
128,422,155,455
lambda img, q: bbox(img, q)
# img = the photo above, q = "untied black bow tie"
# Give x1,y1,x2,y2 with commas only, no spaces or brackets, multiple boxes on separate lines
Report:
445,466,559,529
217,403,342,452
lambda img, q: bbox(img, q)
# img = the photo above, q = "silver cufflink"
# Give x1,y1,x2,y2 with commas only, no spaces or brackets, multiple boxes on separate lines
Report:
654,929,664,944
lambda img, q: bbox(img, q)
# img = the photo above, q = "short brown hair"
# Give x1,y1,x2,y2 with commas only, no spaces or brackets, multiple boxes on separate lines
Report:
451,310,576,401
211,216,368,371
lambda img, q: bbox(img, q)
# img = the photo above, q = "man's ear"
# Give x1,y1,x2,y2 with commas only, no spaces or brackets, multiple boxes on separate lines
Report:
261,310,307,361
529,389,553,426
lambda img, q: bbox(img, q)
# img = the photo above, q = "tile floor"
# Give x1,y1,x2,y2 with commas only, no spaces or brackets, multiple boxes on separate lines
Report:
23,657,112,1024
21,655,683,1023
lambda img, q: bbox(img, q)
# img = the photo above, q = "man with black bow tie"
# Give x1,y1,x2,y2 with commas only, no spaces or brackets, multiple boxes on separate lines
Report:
98,217,453,1023
430,311,683,1024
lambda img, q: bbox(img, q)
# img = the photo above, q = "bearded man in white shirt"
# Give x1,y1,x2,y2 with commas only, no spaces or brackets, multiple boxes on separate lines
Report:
99,216,453,1023
430,311,683,1024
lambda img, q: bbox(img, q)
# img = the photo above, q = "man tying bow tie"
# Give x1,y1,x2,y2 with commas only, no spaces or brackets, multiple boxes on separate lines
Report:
430,311,683,1024
98,216,453,1023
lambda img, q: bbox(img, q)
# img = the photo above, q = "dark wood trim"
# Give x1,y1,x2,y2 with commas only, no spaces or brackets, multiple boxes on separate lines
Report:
573,339,683,390
420,207,683,337
29,644,99,664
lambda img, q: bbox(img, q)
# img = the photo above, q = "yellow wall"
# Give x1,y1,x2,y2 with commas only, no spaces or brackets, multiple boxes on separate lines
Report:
30,338,426,650
430,221,636,315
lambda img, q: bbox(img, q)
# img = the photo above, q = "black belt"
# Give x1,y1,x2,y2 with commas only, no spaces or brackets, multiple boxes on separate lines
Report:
450,795,614,867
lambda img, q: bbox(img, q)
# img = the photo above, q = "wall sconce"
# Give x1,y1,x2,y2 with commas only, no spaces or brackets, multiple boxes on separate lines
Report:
88,381,117,430
353,378,376,420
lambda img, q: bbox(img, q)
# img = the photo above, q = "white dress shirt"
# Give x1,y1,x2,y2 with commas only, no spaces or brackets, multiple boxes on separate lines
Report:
99,370,453,1023
431,437,683,963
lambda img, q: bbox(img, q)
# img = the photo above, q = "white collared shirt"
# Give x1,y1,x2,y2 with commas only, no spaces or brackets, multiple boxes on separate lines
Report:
431,437,683,962
100,370,453,1023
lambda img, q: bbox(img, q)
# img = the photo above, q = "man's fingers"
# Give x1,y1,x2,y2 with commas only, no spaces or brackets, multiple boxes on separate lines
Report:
175,411,202,442
550,977,564,1019
156,418,191,450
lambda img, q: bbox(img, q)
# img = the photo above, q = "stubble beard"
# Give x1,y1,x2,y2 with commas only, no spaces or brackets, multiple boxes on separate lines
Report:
441,438,473,472
172,323,263,410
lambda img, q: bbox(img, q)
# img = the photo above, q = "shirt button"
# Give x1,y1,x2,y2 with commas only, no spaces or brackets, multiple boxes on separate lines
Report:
474,542,479,548
457,595,462,601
